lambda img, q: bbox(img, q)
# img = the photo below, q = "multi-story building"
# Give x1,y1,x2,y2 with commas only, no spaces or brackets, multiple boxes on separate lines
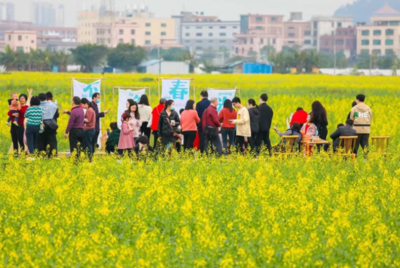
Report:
5,30,37,52
311,16,353,50
55,4,65,27
283,13,313,49
31,1,56,27
356,3,400,56
320,27,357,57
77,9,179,48
0,2,14,21
174,12,239,56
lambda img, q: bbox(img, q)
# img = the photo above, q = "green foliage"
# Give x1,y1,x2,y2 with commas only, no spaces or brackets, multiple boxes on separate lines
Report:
70,44,108,73
107,44,147,72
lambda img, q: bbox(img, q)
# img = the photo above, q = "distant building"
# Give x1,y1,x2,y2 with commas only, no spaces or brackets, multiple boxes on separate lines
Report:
5,30,37,52
356,3,400,56
31,1,56,27
174,11,239,57
311,16,353,50
138,59,189,74
55,5,65,27
320,26,357,57
0,2,14,21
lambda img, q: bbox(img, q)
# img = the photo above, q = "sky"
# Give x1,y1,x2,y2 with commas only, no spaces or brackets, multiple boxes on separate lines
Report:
13,0,354,27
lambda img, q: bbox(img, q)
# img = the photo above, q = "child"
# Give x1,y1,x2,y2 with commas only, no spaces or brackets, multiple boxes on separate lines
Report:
7,92,19,126
118,114,135,156
300,112,317,155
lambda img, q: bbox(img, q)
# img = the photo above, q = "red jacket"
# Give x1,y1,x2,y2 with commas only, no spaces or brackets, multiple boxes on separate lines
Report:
290,110,308,126
202,106,221,129
151,104,165,131
8,105,29,126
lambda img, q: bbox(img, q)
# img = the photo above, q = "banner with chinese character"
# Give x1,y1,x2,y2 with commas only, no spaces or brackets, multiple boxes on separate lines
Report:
161,79,191,113
73,79,102,147
117,88,146,128
207,88,236,112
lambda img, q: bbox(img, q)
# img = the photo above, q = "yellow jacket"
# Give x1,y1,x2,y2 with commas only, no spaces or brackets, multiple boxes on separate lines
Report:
350,103,372,134
232,107,251,137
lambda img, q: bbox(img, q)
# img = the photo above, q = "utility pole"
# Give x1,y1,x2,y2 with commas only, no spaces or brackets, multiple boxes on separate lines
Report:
333,30,336,75
158,46,161,74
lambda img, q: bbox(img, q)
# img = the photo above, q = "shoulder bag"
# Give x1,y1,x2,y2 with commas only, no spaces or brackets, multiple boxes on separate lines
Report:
166,117,183,140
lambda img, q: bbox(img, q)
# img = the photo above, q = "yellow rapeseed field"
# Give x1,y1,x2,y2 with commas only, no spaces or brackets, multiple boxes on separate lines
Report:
0,73,400,266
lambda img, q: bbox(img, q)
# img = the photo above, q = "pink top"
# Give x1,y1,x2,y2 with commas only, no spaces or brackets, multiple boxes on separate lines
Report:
180,110,200,131
118,122,135,149
128,115,142,138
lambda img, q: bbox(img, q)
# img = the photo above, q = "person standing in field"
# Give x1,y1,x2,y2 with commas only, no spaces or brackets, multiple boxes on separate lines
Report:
311,101,329,151
37,92,59,157
81,98,96,156
181,100,200,150
125,101,142,143
231,97,251,153
118,113,135,156
257,93,273,154
202,97,222,156
91,92,109,151
64,97,85,155
158,100,181,150
218,99,237,155
247,99,260,152
347,101,357,120
150,98,166,149
330,119,357,152
350,94,372,155
24,96,43,155
105,122,120,154
138,95,152,138
196,91,211,153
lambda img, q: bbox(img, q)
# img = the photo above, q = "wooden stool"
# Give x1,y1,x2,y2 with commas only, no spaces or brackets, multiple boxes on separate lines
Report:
371,136,390,155
338,136,358,160
274,136,299,157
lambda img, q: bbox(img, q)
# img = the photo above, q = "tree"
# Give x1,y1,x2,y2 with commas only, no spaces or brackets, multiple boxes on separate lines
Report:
149,47,187,61
0,46,16,70
183,50,197,73
107,44,147,72
70,44,108,73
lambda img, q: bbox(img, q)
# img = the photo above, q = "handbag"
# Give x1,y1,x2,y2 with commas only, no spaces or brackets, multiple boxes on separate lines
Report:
203,109,218,139
43,119,59,130
166,118,183,140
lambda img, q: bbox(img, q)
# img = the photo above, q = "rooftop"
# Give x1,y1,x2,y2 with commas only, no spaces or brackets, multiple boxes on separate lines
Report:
374,2,400,16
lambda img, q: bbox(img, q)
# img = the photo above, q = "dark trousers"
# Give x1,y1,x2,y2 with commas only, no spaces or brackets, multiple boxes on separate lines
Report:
183,131,197,150
118,149,132,157
152,131,159,149
93,131,100,151
250,132,258,151
37,128,58,157
69,128,84,155
355,133,369,155
26,125,40,154
236,136,248,153
204,134,222,156
106,145,116,154
221,128,235,155
84,128,95,156
10,124,24,153
256,130,272,153
140,122,151,138
198,126,206,153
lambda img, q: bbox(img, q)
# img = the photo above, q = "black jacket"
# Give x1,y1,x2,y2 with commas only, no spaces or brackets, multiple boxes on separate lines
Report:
330,125,357,150
196,98,210,127
158,110,180,137
248,107,260,133
258,103,273,132
91,101,105,132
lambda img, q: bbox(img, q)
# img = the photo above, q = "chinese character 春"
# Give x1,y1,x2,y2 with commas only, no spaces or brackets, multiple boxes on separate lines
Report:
169,80,189,100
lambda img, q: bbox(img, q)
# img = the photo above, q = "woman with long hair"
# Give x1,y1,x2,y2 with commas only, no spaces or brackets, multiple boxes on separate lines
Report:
218,99,237,155
311,101,329,151
157,100,181,149
180,99,200,150
138,94,152,138
125,101,142,142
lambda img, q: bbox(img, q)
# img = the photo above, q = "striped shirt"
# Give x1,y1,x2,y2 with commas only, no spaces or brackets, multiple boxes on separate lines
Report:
25,106,43,126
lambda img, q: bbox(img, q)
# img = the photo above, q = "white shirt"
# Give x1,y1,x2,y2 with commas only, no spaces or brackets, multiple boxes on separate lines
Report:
138,104,152,122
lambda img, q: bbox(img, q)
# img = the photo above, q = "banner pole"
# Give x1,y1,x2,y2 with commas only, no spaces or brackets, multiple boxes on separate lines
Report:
193,78,196,100
113,87,115,120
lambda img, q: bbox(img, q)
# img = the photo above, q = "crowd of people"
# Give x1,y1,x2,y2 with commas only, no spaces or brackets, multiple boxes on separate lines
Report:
7,89,373,159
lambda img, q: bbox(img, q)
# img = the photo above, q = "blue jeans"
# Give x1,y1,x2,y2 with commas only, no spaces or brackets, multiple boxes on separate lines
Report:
84,128,95,155
26,125,40,154
221,128,235,155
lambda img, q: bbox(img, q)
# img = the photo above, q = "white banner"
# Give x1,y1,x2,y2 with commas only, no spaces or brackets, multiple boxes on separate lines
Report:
73,79,102,147
207,88,236,112
161,79,191,113
117,88,146,128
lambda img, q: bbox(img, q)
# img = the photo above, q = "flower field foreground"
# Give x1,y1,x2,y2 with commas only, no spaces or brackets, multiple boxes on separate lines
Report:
0,153,400,266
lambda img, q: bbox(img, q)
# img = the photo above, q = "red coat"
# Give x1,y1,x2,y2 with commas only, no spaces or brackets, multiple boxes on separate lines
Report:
202,106,221,129
290,110,308,126
151,104,165,131
8,105,29,126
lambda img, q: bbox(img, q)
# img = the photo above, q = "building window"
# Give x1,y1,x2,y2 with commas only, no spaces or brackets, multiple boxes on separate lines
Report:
17,47,23,52
233,26,238,29
335,39,344,45
256,17,263,22
196,33,203,37
209,40,213,43
288,26,294,30
250,38,253,44
161,23,166,27
220,40,226,43
185,26,190,29
18,35,22,41
304,31,311,36
372,49,381,55
288,33,295,38
389,21,399,26
145,23,151,27
161,32,166,36
196,26,202,29
304,40,311,45
256,26,263,30
119,39,123,44
119,29,124,35
131,39,135,45
145,40,151,45
373,30,381,36
196,46,202,50
196,40,202,43
145,31,151,36
360,49,369,54
385,39,394,45
31,40,34,43
131,30,135,35
244,39,247,44
373,40,381,45
288,41,295,44
209,33,213,37
338,22,342,28
386,29,394,36
209,26,213,29
385,49,394,55
271,17,278,22
8,35,11,41
260,38,264,44
220,26,227,29
361,30,369,36
220,33,226,36
185,33,190,37
361,40,369,45
236,47,239,54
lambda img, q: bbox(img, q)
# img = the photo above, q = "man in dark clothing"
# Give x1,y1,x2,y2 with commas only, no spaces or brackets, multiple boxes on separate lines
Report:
91,92,109,152
330,119,357,152
196,91,211,153
37,92,59,157
202,98,222,156
256,93,273,154
65,97,85,155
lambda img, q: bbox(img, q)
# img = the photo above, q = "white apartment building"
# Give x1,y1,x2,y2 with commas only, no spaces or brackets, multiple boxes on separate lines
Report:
311,16,353,50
